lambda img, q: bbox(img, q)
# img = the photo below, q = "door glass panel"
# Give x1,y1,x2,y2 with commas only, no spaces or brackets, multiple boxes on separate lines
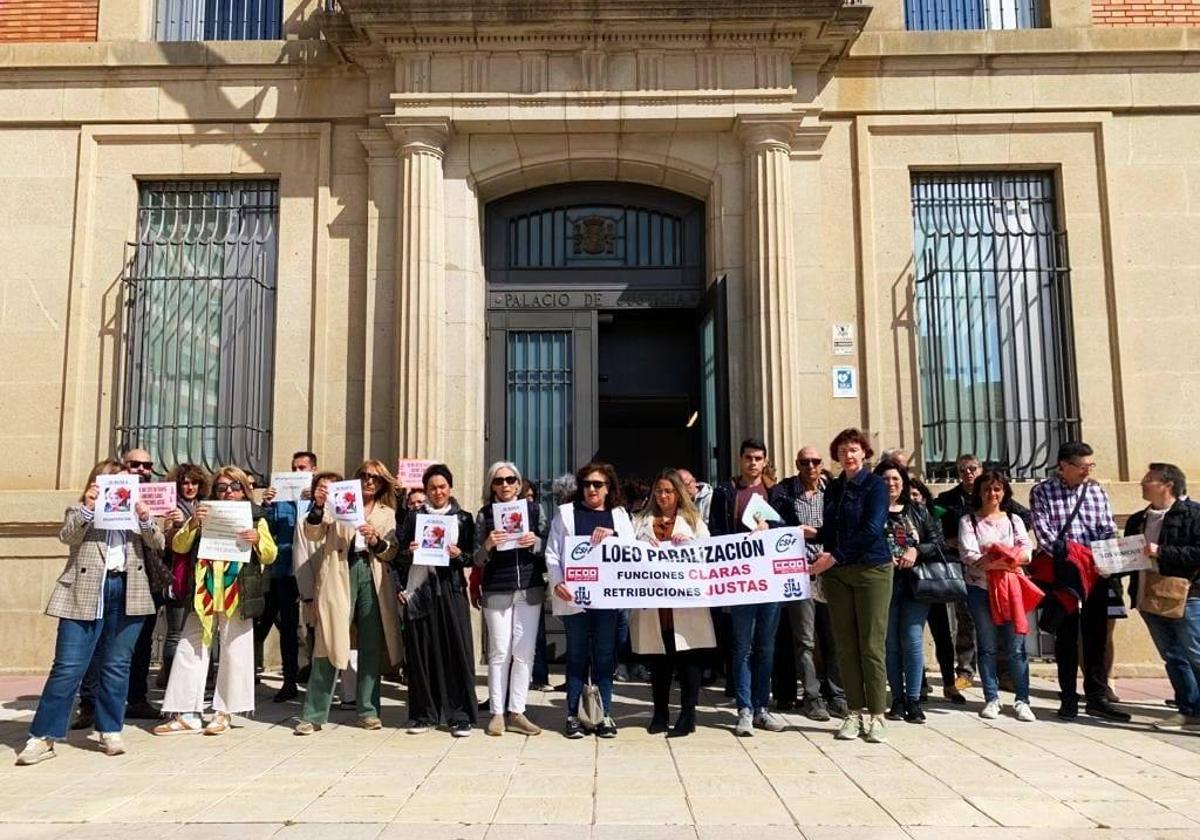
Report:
700,312,719,483
507,331,574,503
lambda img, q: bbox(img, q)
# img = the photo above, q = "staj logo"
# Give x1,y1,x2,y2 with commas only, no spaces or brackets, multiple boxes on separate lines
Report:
782,578,807,599
570,542,593,562
775,532,799,554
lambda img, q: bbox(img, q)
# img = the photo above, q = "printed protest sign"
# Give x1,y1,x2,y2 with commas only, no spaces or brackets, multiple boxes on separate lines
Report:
414,514,455,566
1091,534,1153,576
397,459,436,490
740,494,782,531
139,482,177,516
95,474,140,530
271,471,312,503
197,501,254,564
492,499,530,551
563,527,810,609
330,480,366,527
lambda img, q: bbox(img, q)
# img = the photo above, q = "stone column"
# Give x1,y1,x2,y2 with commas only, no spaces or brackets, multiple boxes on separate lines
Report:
737,116,803,465
387,118,451,459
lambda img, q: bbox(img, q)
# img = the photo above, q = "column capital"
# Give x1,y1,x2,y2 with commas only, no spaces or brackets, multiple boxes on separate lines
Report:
357,128,398,161
735,115,805,153
385,118,452,157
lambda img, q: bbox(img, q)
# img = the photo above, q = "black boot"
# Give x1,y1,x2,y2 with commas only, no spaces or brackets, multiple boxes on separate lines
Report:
648,709,669,735
669,708,696,737
904,698,926,724
886,698,906,721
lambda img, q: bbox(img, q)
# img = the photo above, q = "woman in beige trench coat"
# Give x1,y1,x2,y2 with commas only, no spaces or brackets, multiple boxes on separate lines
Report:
632,468,716,737
294,461,404,733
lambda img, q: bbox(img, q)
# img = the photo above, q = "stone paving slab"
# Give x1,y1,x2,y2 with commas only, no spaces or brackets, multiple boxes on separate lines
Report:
0,673,1198,839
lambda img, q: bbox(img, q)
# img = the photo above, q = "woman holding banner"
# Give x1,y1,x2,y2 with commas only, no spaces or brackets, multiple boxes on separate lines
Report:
633,469,715,737
545,461,636,739
154,466,277,736
396,464,478,737
474,461,545,737
294,460,404,734
17,461,163,765
809,429,892,744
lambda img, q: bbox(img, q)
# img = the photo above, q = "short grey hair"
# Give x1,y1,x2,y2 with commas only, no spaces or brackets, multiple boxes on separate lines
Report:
482,460,522,503
551,473,577,505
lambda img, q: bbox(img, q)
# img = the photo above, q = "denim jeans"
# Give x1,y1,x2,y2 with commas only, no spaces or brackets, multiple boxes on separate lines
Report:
730,602,781,712
564,609,620,716
31,574,145,740
1142,598,1200,716
885,575,930,703
966,584,1030,703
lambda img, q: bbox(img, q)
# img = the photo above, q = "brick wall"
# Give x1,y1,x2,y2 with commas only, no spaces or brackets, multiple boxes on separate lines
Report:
1093,0,1200,25
0,0,99,42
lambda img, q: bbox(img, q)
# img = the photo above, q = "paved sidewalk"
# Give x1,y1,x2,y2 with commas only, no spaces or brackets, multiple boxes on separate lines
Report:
0,673,1198,840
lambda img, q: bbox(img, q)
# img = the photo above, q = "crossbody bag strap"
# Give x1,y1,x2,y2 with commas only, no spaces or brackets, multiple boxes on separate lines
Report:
1057,484,1089,545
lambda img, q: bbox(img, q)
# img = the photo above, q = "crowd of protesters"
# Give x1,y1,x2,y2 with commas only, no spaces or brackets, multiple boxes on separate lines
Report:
16,430,1200,763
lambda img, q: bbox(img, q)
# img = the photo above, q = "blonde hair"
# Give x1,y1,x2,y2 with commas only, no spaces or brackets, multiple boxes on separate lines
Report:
81,459,124,503
209,465,255,500
355,459,398,510
643,469,703,532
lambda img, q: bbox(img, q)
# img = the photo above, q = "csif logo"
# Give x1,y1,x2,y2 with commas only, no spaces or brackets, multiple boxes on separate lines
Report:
570,542,593,562
775,532,799,554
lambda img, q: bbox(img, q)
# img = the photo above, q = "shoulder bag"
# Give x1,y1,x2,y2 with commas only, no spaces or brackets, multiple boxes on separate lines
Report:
906,511,967,604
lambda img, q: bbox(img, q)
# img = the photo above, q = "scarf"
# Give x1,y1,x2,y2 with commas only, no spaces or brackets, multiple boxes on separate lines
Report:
194,557,240,646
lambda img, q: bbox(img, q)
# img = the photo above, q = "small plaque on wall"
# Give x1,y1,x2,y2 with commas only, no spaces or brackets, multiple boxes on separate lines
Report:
832,366,858,399
832,323,855,356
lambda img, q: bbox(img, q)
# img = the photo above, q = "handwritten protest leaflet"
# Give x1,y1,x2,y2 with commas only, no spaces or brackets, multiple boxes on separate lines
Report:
271,471,312,502
95,474,140,530
1091,534,1153,576
198,501,253,563
563,528,811,609
414,514,455,566
330,479,366,527
740,494,782,531
492,499,530,551
139,482,177,516
397,459,436,490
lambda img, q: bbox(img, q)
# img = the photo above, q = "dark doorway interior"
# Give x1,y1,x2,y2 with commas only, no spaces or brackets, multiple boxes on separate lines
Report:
595,308,701,484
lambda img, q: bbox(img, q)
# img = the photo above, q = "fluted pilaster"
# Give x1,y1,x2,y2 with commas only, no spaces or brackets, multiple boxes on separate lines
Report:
389,119,451,459
738,116,803,466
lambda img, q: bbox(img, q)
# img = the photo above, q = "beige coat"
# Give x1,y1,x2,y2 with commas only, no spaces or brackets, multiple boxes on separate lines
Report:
298,504,403,670
630,513,717,655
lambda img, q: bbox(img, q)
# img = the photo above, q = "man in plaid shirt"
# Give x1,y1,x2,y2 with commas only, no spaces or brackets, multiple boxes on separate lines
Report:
1030,441,1126,722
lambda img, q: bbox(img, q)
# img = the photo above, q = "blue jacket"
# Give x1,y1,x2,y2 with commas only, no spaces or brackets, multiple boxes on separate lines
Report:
264,500,299,578
819,469,890,567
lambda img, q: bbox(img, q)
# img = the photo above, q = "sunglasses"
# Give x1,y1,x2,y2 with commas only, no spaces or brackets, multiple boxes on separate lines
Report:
797,458,822,467
213,483,240,494
358,474,384,484
581,480,607,490
125,460,154,470
492,475,520,486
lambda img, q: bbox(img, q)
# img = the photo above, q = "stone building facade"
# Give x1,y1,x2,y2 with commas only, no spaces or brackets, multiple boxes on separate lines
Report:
1,0,1198,671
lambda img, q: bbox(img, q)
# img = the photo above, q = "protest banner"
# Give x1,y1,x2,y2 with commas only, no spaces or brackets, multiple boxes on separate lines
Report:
271,471,312,502
197,501,253,563
414,514,456,566
492,499,530,551
139,482,177,516
397,459,436,490
1091,534,1153,576
562,527,810,609
95,474,140,530
330,479,366,527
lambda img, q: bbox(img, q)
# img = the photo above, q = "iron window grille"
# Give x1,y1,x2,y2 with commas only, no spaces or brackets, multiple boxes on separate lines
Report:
508,204,684,269
912,172,1080,481
905,0,1042,30
116,180,279,479
155,0,283,41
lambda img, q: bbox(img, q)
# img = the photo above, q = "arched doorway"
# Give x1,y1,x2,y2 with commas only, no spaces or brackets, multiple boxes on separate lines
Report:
484,182,728,499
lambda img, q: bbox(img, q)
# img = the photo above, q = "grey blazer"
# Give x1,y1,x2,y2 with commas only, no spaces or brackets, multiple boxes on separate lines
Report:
45,504,164,621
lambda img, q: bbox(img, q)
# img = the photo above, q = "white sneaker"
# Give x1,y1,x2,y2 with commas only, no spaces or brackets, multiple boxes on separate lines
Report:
1014,701,1036,722
864,715,888,744
99,733,125,756
735,709,754,737
754,710,786,732
980,700,1000,719
835,712,864,740
15,737,55,766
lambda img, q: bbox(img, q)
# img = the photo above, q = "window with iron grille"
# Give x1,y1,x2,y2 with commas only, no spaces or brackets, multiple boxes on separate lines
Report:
905,0,1043,30
117,180,279,479
155,0,283,41
911,172,1080,481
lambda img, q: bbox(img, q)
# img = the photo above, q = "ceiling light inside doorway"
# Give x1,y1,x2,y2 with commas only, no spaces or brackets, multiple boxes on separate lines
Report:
685,411,699,428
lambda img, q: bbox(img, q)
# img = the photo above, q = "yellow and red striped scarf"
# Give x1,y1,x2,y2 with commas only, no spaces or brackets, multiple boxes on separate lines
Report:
194,559,240,646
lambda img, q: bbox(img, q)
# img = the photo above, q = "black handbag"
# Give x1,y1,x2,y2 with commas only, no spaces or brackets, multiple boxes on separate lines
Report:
906,551,968,604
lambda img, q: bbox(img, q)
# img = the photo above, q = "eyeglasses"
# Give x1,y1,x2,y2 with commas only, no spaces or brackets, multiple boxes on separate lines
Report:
581,480,607,490
358,474,383,484
797,458,822,467
958,464,981,474
213,483,239,494
125,460,154,470
492,475,520,486
1067,461,1096,471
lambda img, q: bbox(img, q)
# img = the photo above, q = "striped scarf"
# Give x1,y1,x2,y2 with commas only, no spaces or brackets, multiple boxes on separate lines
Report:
194,559,240,646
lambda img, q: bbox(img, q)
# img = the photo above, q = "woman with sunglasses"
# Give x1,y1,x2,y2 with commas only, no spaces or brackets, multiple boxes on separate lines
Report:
545,461,636,739
294,461,403,733
157,463,209,687
475,461,544,736
155,466,277,735
17,461,164,765
396,464,478,736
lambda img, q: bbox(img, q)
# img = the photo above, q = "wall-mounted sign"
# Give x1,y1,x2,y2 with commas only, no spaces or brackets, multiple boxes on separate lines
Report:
832,323,855,356
489,289,703,311
832,366,858,399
